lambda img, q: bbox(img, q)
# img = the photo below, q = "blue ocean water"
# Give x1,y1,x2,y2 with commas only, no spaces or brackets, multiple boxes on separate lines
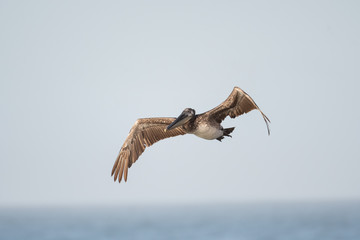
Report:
1,201,359,240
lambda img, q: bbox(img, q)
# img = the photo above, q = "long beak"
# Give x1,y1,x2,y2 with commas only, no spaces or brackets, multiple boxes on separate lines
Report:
166,113,190,131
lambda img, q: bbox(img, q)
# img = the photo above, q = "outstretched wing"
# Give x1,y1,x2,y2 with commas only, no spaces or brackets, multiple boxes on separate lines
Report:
203,87,270,134
111,118,187,183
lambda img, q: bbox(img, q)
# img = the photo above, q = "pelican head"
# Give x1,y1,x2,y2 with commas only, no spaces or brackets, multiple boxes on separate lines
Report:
166,108,195,131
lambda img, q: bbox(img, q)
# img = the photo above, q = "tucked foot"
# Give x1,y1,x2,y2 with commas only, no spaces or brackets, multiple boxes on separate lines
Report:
216,136,224,142
217,127,235,142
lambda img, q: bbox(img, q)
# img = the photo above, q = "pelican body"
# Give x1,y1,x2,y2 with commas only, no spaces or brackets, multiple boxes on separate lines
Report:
165,108,234,141
112,87,270,182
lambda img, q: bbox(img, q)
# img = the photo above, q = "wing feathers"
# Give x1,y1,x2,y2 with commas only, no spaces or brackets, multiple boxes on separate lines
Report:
118,155,125,182
204,87,270,134
112,118,187,182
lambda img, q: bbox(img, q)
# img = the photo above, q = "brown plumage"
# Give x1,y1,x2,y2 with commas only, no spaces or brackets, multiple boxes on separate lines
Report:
111,86,270,183
111,118,186,182
204,87,270,135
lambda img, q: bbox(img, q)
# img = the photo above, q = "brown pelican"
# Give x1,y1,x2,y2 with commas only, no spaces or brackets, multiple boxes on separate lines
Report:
111,87,270,182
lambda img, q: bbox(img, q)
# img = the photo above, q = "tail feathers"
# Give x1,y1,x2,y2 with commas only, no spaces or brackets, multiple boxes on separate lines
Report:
223,127,235,136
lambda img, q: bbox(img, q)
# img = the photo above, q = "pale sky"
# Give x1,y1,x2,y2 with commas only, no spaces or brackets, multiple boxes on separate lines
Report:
1,0,359,206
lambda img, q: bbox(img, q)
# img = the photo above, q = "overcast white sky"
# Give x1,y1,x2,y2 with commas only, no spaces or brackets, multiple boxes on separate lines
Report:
1,0,359,206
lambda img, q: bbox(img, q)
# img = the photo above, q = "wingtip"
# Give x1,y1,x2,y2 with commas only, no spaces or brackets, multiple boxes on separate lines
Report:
113,172,118,182
265,118,271,136
259,110,271,136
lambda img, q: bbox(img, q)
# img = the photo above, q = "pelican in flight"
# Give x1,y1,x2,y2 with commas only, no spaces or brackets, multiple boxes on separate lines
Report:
112,87,270,182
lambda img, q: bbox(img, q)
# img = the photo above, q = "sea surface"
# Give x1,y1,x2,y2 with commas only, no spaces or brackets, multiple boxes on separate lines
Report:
1,201,359,240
